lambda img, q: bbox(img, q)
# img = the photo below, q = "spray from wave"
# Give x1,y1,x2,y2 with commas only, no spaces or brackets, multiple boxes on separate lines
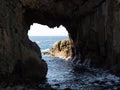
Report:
41,48,50,53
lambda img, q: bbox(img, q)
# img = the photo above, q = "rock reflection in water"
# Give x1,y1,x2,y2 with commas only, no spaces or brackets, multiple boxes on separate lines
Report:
43,54,120,90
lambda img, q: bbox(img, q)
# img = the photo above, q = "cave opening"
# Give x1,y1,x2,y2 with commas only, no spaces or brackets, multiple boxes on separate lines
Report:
28,23,69,58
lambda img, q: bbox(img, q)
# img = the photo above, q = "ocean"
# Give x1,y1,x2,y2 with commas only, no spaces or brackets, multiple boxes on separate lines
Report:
29,36,69,52
28,36,120,90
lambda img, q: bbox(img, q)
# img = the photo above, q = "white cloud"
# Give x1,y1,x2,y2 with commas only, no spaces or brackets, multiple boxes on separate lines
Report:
28,23,68,36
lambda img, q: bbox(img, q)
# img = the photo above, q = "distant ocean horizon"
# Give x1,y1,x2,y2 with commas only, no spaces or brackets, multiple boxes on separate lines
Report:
29,36,69,52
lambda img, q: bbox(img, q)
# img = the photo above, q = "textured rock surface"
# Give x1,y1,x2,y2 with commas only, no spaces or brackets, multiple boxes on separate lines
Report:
44,40,72,60
0,0,120,83
0,0,48,82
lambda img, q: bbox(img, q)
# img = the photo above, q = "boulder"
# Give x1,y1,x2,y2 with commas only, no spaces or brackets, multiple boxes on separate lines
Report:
12,58,47,82
44,40,72,60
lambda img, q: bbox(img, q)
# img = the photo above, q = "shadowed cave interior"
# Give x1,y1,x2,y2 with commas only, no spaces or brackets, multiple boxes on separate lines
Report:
0,0,120,89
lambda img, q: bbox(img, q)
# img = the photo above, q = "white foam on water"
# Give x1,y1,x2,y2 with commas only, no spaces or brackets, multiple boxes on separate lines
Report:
41,48,50,52
35,40,40,44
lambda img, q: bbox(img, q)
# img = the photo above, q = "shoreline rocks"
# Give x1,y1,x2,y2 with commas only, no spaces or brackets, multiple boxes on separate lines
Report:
43,40,72,60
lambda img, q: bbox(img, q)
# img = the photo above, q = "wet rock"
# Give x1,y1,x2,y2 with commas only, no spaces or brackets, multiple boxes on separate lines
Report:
64,88,72,90
2,82,54,90
73,64,88,72
105,81,113,86
11,85,24,90
54,84,60,86
3,86,11,90
39,84,53,90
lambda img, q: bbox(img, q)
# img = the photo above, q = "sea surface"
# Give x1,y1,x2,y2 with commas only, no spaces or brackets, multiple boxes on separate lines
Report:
29,36,120,90
29,36,69,52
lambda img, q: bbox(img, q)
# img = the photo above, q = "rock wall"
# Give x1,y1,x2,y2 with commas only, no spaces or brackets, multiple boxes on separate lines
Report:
0,0,47,82
65,0,120,71
0,0,120,83
112,0,120,72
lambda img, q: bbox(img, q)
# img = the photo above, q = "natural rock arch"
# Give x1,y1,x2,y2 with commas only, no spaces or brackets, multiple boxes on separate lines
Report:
0,0,120,82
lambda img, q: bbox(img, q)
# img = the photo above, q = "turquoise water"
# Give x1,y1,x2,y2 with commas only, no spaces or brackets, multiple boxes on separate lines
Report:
29,36,120,90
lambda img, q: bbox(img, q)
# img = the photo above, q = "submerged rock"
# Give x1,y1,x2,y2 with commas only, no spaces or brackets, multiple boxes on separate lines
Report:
72,63,88,72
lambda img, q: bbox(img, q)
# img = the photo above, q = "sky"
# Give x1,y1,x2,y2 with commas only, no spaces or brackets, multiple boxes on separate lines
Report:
28,23,68,36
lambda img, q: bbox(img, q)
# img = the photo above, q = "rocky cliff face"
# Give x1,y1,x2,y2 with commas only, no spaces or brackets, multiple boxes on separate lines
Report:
0,0,48,82
44,40,72,60
0,0,120,83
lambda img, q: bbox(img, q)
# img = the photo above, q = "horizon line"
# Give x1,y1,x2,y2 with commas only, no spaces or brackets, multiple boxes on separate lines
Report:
28,35,68,37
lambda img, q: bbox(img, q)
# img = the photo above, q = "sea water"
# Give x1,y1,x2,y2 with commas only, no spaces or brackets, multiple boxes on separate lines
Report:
29,36,120,90
29,36,68,51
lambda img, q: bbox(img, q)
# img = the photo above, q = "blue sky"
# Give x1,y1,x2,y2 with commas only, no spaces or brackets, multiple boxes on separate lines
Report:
28,23,68,36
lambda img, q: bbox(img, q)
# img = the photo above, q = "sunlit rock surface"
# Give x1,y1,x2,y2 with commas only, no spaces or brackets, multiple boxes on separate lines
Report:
0,0,120,84
44,40,72,60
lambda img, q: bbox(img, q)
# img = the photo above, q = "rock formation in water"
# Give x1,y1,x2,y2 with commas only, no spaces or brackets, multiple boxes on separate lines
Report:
44,40,72,60
0,0,120,84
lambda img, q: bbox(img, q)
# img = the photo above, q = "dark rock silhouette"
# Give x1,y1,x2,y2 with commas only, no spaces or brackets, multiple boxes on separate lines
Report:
12,58,47,82
0,0,120,84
